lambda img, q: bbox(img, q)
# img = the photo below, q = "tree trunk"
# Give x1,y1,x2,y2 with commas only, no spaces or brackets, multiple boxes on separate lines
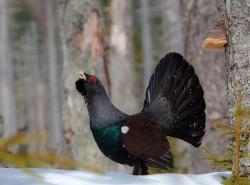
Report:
19,22,45,153
46,0,67,155
0,0,17,138
140,0,154,90
161,0,184,55
110,0,139,115
28,23,46,152
224,0,250,176
182,0,227,173
57,0,116,170
9,0,49,153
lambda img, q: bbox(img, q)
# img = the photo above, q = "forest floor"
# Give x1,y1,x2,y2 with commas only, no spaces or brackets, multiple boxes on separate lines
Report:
0,167,231,185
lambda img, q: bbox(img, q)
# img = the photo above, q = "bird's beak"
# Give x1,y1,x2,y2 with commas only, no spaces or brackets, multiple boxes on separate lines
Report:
79,71,86,80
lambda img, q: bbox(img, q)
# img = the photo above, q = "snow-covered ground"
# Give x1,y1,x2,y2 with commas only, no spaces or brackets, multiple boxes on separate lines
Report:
0,168,231,185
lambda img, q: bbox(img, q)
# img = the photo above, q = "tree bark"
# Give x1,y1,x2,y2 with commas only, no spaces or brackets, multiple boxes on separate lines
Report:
9,0,49,153
161,0,184,55
140,0,154,90
110,0,139,115
46,0,67,155
28,23,46,152
224,0,250,176
58,0,116,170
19,22,46,153
0,0,17,138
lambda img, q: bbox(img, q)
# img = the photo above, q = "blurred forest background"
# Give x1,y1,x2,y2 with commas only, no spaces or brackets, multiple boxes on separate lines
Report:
0,0,228,173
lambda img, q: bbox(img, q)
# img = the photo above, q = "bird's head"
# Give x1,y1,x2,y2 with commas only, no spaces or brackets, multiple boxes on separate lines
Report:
75,72,105,98
75,72,126,127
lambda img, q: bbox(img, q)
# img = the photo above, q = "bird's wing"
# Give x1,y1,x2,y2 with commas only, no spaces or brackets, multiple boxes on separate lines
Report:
121,116,173,169
142,52,206,147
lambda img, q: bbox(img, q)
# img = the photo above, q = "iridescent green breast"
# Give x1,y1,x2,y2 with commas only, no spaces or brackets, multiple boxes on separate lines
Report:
91,124,122,155
90,123,138,166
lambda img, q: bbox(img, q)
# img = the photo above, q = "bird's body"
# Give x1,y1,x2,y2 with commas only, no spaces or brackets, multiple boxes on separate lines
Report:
75,53,206,175
91,123,139,166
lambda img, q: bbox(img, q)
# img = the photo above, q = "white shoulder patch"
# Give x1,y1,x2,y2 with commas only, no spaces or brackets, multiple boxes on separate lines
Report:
121,126,129,134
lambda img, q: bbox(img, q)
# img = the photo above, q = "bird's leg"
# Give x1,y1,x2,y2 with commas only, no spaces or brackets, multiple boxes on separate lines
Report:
132,163,140,175
132,162,148,175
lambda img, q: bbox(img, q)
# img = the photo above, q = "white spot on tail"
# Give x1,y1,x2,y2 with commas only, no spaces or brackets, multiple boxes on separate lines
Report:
121,126,129,134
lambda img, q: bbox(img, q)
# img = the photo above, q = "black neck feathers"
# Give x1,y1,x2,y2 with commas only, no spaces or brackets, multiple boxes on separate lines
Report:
84,92,127,128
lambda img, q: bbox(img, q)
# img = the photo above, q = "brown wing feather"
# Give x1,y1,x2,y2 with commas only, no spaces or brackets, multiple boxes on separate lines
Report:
121,116,173,169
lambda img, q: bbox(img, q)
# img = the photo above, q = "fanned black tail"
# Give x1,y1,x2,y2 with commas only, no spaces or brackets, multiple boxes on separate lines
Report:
143,52,206,147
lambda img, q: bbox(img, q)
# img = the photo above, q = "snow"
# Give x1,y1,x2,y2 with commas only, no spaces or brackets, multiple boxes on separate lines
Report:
0,168,231,185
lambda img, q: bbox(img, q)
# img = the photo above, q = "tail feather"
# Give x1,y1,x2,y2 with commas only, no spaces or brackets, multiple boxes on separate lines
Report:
142,52,206,147
147,151,174,169
177,88,203,114
178,99,205,123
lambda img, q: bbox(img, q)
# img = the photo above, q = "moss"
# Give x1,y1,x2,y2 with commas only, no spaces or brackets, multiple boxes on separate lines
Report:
99,0,109,7
12,0,34,40
0,115,3,124
0,133,105,173
0,116,3,138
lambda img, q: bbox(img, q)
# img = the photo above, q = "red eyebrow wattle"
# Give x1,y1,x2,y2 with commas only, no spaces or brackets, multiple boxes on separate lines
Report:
89,75,97,82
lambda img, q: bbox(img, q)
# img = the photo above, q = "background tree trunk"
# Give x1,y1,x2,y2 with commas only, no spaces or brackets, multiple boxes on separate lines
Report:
110,0,139,115
161,0,184,55
140,0,154,90
19,22,46,153
10,0,49,153
27,22,46,152
0,0,17,138
182,0,227,173
58,0,119,170
224,0,250,175
46,0,67,155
